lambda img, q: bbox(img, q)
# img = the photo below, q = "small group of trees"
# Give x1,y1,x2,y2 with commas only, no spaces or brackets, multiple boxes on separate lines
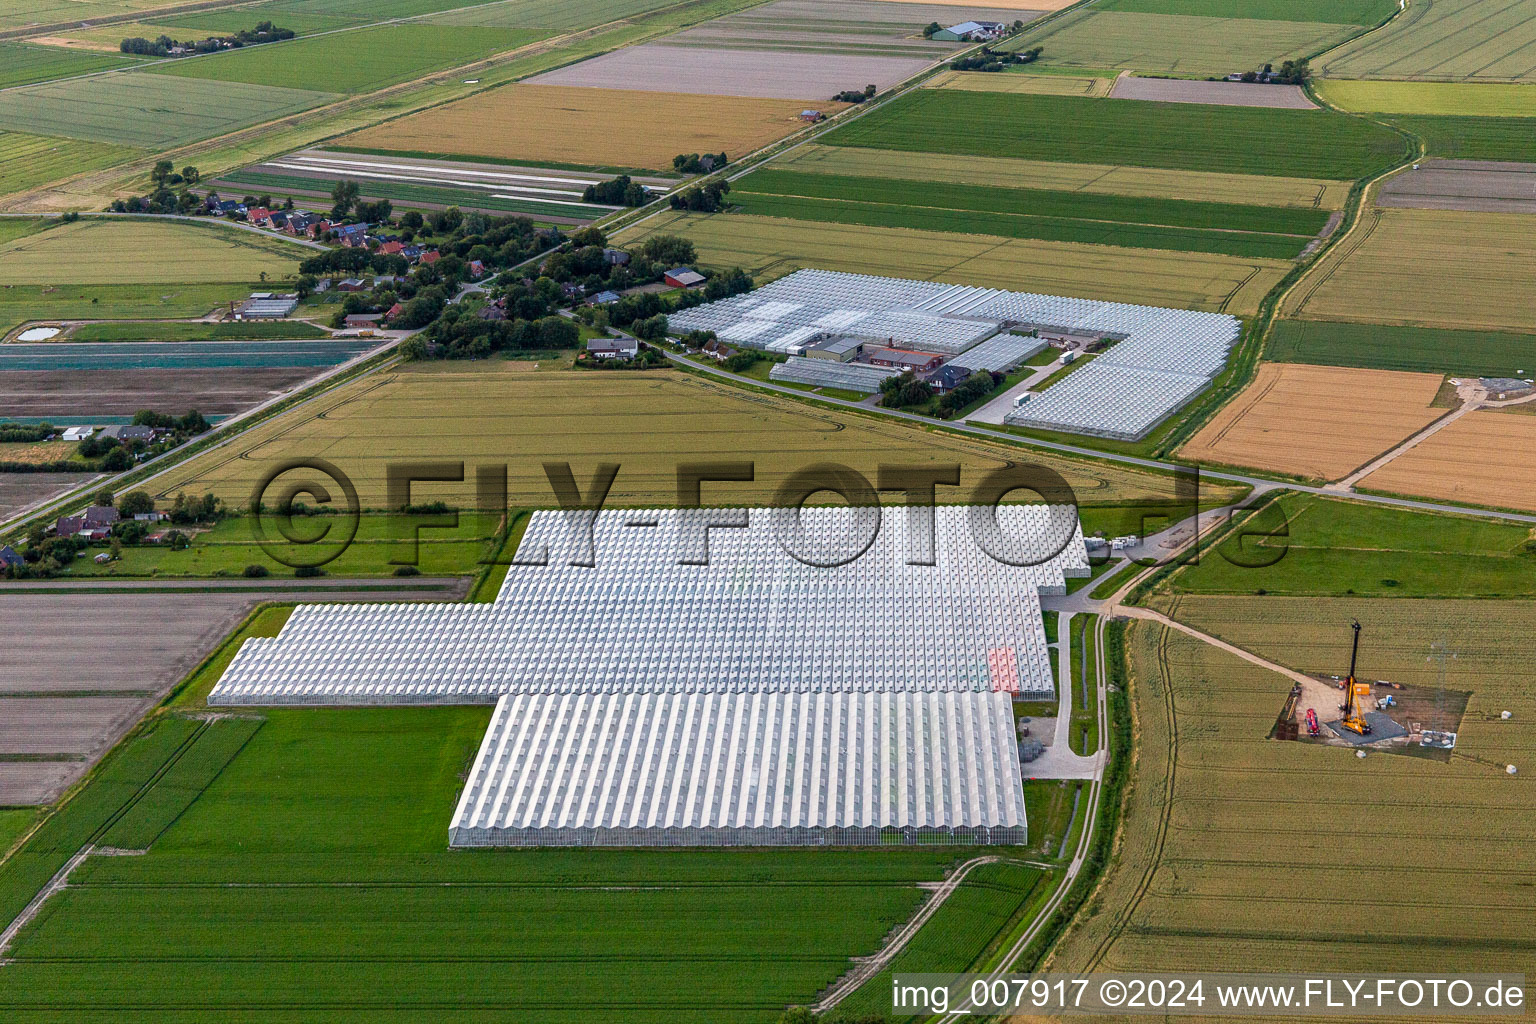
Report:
878,370,934,409
832,84,877,103
120,20,293,56
582,174,650,206
936,369,1003,417
107,160,202,214
950,46,1040,72
669,179,730,212
672,152,728,174
327,179,392,224
1239,58,1309,83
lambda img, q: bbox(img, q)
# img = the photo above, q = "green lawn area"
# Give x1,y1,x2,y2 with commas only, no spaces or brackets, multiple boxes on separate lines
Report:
0,43,145,90
1268,319,1536,377
1101,0,1395,22
149,24,548,93
1381,114,1536,163
0,705,989,1021
0,283,260,339
730,169,1325,259
63,512,504,579
822,91,1409,181
1167,492,1536,598
67,320,329,341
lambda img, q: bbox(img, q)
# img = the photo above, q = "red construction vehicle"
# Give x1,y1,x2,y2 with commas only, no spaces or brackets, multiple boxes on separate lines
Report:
1305,708,1320,737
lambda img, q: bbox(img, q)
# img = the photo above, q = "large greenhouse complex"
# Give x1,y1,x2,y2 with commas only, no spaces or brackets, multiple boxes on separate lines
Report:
670,269,1241,440
210,506,1091,846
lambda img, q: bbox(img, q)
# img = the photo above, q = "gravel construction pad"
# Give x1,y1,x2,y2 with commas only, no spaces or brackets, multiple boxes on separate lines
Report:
0,367,328,417
0,584,469,804
1378,159,1536,213
0,473,99,522
1110,76,1316,109
0,697,146,755
527,44,931,99
1325,712,1408,745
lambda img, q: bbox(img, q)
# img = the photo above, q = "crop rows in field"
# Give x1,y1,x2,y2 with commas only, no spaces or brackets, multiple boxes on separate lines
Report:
148,24,545,94
1318,0,1536,82
1361,411,1536,514
0,285,249,340
731,167,1326,258
778,144,1351,209
1381,113,1536,163
1316,79,1536,117
0,707,974,1020
1101,0,1396,22
1049,613,1536,980
1179,362,1443,481
0,73,336,149
1005,8,1365,76
821,90,1409,180
1286,207,1536,332
426,0,682,30
1163,492,1536,599
618,209,1287,313
1268,318,1536,377
0,43,144,90
0,220,303,286
152,363,1194,509
0,131,142,200
0,0,188,31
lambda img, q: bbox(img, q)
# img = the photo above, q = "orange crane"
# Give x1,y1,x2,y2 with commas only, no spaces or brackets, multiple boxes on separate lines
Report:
1339,620,1373,736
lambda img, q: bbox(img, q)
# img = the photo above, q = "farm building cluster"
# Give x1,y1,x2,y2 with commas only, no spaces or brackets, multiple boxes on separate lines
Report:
669,270,1242,440
210,506,1092,847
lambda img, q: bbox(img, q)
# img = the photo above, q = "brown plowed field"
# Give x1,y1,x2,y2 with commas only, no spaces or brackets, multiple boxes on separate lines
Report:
1361,408,1536,512
0,367,320,416
1179,362,1445,481
344,84,845,172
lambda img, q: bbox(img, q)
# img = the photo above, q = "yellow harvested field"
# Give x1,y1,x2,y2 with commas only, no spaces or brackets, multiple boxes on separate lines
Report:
777,144,1349,209
1360,409,1536,512
925,69,1113,96
0,441,77,464
0,219,303,285
1180,362,1445,481
151,363,1198,509
1287,207,1536,332
614,210,1289,314
343,84,842,172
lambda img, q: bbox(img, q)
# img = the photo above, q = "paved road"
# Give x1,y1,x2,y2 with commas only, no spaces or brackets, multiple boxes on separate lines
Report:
664,347,1536,525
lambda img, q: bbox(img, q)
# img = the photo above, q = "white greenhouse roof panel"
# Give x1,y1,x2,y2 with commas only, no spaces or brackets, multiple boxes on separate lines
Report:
449,689,1028,847
209,506,1088,706
950,333,1046,374
1006,364,1212,441
769,356,898,392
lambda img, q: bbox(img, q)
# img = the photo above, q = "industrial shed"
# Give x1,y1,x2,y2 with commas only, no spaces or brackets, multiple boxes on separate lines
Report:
449,689,1028,847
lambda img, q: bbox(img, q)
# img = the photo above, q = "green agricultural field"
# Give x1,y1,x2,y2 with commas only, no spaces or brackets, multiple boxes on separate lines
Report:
1004,8,1365,76
149,24,547,94
0,0,193,31
0,705,985,1021
822,91,1409,180
1380,113,1536,162
1286,207,1536,333
1318,0,1536,82
731,167,1327,259
1316,79,1536,117
0,218,48,247
0,43,145,90
1100,0,1396,22
67,320,328,341
0,219,304,286
837,862,1045,1016
0,131,143,199
217,169,597,220
1268,319,1536,377
778,144,1352,209
1049,613,1536,981
151,362,1213,510
0,284,260,339
65,512,504,578
0,73,336,149
428,0,689,30
617,209,1290,314
0,810,36,855
1164,492,1536,598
